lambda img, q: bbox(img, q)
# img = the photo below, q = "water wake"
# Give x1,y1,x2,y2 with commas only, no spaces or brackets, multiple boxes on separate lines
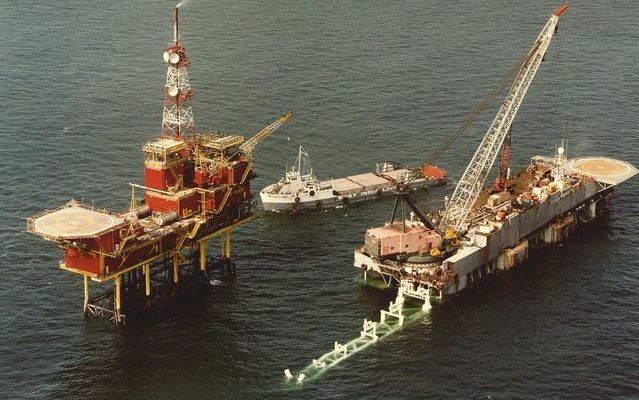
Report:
176,0,191,9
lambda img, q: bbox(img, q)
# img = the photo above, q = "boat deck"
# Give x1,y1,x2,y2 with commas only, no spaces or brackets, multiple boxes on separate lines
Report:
347,173,389,190
378,168,413,182
332,169,429,195
332,178,362,194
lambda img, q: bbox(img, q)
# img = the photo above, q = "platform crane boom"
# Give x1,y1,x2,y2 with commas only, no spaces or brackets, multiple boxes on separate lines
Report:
238,111,293,157
438,4,568,233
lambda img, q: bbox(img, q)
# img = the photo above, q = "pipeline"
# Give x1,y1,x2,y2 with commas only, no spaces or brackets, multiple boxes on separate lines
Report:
284,280,433,384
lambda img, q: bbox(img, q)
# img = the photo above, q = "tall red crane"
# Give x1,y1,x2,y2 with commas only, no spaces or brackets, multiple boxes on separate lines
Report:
493,126,512,192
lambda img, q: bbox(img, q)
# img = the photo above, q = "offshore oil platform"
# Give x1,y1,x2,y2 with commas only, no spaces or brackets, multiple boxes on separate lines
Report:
27,6,292,324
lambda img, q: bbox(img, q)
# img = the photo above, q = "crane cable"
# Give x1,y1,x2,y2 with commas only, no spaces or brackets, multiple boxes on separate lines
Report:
396,45,537,193
430,9,569,176
425,47,537,166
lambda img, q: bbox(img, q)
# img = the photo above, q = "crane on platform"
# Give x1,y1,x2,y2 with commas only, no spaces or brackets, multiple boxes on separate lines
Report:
493,126,512,192
438,4,568,233
236,111,293,159
193,112,293,177
386,4,568,237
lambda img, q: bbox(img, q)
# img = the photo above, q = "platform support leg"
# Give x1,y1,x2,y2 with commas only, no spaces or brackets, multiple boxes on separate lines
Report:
114,275,122,324
199,241,207,271
172,253,180,284
225,230,231,259
144,264,151,296
83,275,90,314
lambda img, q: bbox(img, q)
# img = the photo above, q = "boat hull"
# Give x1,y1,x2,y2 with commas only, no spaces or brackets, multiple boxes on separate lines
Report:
261,177,444,212
354,178,613,297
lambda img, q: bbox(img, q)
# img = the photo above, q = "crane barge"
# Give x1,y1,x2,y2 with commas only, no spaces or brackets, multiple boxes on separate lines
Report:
26,6,292,324
354,4,637,299
284,4,637,384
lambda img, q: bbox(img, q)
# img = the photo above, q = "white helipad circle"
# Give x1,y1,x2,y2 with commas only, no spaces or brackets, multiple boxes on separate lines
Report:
566,157,638,185
33,206,120,238
569,157,630,177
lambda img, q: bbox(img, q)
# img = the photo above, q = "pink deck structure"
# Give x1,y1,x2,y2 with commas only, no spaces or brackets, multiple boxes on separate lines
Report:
364,223,442,258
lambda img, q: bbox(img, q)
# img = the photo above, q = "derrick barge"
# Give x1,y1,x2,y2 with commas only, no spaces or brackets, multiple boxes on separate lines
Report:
353,4,638,300
26,7,292,323
284,5,637,384
355,153,638,297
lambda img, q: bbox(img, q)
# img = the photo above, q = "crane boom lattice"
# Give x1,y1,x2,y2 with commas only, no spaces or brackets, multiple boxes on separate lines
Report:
239,112,294,156
438,7,566,232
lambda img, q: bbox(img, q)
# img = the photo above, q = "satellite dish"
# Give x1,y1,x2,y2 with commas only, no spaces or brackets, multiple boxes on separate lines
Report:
557,146,565,155
163,51,170,63
169,52,180,64
168,85,179,97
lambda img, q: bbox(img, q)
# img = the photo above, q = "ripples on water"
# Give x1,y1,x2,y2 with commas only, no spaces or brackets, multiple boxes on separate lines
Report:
1,0,638,398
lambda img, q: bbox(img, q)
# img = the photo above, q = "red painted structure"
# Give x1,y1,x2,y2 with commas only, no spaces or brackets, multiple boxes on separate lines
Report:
27,6,290,282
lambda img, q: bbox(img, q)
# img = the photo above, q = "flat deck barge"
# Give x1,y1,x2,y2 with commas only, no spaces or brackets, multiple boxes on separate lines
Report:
261,146,446,212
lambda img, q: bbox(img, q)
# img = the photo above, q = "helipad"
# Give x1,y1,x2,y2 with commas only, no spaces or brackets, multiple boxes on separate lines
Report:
32,206,125,239
566,157,638,186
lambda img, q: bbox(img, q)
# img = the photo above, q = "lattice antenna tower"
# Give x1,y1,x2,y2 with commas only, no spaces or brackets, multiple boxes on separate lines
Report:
161,5,195,137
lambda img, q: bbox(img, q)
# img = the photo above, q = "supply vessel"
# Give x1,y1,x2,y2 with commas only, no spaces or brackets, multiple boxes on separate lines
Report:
260,146,446,212
26,6,292,323
353,4,637,298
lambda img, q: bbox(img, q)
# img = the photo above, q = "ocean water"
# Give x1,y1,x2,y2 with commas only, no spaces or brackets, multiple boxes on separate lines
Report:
1,0,638,398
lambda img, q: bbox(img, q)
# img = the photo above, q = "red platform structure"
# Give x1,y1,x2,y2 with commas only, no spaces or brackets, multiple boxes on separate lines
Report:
27,6,292,324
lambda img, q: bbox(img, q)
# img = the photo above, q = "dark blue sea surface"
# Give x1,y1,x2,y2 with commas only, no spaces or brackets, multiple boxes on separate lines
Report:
1,1,638,398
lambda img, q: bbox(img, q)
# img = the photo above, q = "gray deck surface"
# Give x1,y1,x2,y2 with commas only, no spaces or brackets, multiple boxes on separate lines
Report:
378,168,413,182
332,178,362,194
347,172,389,189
